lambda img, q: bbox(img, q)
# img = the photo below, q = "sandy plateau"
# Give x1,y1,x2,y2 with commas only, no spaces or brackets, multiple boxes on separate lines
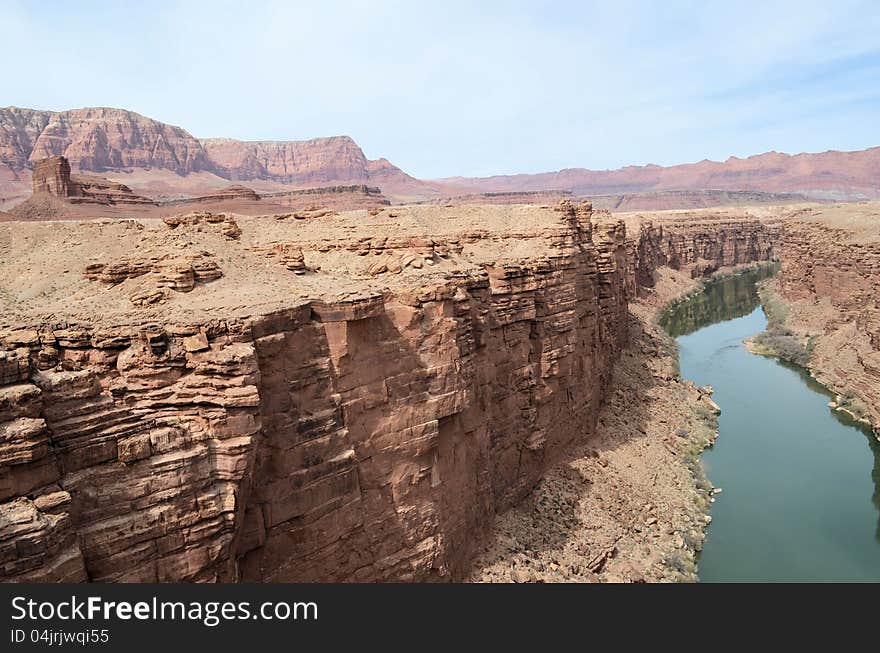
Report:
0,195,878,582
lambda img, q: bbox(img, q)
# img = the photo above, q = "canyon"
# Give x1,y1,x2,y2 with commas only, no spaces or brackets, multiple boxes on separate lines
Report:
763,205,880,428
3,107,879,212
1,115,878,583
2,195,879,582
1,195,800,583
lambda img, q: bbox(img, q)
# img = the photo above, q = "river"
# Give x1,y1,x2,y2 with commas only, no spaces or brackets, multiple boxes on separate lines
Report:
660,266,880,582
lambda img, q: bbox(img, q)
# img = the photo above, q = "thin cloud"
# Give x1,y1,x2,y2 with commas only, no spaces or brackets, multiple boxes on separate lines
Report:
1,0,878,177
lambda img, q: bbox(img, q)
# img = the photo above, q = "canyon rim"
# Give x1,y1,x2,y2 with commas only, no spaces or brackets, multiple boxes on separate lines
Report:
3,176,879,582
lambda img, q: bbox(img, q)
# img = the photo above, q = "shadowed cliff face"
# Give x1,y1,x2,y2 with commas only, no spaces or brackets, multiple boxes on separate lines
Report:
0,204,782,582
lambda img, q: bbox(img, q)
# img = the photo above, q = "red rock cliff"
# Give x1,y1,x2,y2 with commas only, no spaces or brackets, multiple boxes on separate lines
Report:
0,204,779,582
772,207,880,427
0,108,423,201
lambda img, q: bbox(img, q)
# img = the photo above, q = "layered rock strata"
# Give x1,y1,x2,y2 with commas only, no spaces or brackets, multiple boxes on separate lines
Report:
31,156,155,206
0,108,424,203
0,202,779,582
261,185,390,211
11,156,156,220
12,157,392,220
770,208,880,427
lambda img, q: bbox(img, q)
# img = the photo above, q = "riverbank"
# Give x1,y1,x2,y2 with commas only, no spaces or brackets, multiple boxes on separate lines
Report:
467,203,880,582
768,204,880,435
745,280,878,435
675,267,880,580
469,266,724,582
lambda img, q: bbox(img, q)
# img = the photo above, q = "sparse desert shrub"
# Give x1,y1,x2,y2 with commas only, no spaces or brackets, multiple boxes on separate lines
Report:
752,329,812,366
662,551,692,575
757,283,789,327
837,391,872,422
682,530,704,551
693,402,718,423
694,474,714,495
750,281,816,364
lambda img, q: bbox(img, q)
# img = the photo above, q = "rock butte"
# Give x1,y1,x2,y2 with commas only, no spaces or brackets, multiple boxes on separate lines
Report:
4,156,390,221
0,198,878,582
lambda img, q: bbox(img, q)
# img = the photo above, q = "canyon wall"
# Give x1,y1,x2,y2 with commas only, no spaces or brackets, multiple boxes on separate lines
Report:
773,212,880,427
0,205,779,582
25,108,211,175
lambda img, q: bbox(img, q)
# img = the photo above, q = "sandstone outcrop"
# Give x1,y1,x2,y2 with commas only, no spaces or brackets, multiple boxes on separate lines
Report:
415,190,575,206
248,244,310,275
0,201,783,582
83,250,223,306
10,157,392,220
262,185,390,211
31,156,155,206
162,212,242,241
31,156,76,196
10,156,156,220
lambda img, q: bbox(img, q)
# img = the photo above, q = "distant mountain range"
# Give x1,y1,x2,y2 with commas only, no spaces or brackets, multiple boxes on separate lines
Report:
0,106,427,207
437,148,880,201
2,106,878,210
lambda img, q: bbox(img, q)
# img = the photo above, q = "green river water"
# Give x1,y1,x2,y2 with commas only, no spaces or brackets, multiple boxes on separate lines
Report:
660,267,880,582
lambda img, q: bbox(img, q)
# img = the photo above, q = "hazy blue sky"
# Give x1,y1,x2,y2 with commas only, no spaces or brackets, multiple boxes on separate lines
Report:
3,0,879,178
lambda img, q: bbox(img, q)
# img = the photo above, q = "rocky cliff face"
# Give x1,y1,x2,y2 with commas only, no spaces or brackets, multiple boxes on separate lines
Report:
202,137,372,185
0,203,779,582
0,107,53,171
0,108,47,204
771,206,880,427
26,108,212,175
0,108,423,203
